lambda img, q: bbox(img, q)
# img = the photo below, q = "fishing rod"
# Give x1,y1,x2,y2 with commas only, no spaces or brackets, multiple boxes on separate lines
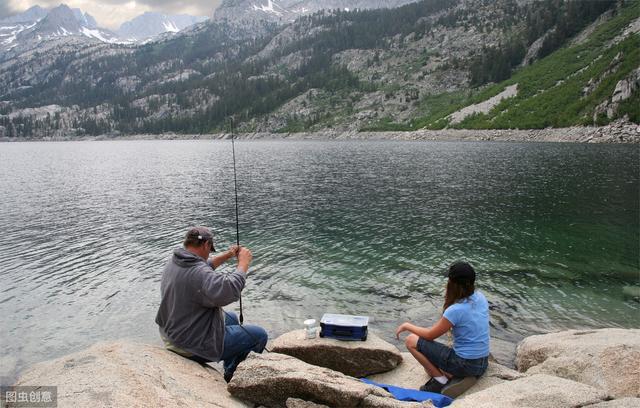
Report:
222,76,267,352
230,117,244,325
227,118,272,353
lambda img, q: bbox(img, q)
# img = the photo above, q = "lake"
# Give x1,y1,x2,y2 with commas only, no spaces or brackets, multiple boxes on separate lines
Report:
0,139,638,382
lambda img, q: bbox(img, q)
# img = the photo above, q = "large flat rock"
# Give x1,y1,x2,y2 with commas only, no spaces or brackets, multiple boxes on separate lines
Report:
367,352,427,390
460,361,526,396
586,398,640,407
450,374,608,408
271,329,402,377
14,341,249,408
516,328,640,398
227,352,434,407
286,398,330,408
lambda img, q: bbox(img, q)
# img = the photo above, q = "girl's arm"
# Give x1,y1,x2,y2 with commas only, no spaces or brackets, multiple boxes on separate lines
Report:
395,317,453,340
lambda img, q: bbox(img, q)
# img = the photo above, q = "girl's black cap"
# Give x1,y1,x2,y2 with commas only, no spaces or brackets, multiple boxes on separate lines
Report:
447,261,476,281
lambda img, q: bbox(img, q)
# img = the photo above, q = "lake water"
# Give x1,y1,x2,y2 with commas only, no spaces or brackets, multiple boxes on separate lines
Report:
0,140,638,382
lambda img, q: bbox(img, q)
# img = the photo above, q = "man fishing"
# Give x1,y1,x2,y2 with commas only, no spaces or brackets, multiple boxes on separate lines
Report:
155,226,268,382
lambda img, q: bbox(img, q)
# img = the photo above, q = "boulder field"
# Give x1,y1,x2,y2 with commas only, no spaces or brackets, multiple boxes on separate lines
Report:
11,328,640,407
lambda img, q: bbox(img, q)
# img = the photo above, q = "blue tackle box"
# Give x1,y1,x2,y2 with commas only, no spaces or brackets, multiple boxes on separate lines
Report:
319,313,369,341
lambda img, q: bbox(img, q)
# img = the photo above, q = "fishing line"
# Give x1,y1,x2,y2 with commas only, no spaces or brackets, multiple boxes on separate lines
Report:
227,122,271,353
230,117,244,325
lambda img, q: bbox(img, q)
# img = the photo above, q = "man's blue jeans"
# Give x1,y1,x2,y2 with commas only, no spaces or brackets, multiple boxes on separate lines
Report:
221,311,268,377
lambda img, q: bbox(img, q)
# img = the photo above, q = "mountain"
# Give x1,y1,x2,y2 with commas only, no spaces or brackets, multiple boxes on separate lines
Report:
213,0,420,24
1,4,208,53
0,4,119,53
0,6,48,51
0,0,638,139
118,12,208,41
25,4,117,42
0,5,48,24
71,8,98,29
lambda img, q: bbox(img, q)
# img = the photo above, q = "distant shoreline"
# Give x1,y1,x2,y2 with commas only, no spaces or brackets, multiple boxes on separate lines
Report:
2,122,639,143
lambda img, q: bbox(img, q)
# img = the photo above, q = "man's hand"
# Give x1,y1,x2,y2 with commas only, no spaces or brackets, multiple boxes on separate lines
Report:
228,245,240,258
237,247,253,273
209,245,240,269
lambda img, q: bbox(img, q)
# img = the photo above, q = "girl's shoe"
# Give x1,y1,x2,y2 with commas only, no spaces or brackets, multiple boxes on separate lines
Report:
441,376,478,398
419,377,446,393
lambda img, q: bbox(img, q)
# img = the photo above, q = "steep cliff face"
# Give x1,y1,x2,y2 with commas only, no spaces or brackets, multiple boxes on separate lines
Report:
0,0,637,139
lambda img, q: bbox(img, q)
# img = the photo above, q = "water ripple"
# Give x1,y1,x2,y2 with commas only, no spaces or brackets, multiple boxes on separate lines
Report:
0,140,638,382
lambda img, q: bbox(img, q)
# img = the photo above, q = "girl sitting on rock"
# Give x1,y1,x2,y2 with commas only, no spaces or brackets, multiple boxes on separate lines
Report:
395,261,490,396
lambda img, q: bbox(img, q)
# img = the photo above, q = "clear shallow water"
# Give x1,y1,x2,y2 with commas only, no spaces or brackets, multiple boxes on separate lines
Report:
0,140,638,382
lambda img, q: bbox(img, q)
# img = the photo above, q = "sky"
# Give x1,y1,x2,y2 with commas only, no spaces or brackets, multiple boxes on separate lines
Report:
0,0,222,29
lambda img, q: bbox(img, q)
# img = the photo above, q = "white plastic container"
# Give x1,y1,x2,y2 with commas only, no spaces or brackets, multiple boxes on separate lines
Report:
304,319,317,339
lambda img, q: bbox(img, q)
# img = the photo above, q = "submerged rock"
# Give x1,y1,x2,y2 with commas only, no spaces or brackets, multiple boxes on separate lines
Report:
13,341,249,407
271,329,402,377
516,328,640,398
622,285,640,300
227,352,433,407
450,373,608,407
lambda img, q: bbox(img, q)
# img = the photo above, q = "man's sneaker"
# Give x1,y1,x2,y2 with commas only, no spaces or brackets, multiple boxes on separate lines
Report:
419,377,446,394
441,376,478,398
223,370,233,383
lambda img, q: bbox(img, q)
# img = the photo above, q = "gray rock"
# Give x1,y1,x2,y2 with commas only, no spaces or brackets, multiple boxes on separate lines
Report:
489,337,518,367
14,341,249,408
611,68,640,103
516,329,640,398
586,398,640,407
450,374,608,408
462,361,526,396
227,352,434,407
623,285,640,300
286,398,330,408
271,329,402,377
367,352,427,390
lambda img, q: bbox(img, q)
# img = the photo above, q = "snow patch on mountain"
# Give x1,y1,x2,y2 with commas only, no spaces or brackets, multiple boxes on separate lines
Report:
162,21,180,33
0,22,37,48
80,27,120,43
118,12,208,40
253,0,285,16
214,0,421,25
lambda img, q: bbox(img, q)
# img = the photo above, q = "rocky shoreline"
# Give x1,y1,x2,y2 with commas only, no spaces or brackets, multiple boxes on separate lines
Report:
10,328,640,407
1,120,639,144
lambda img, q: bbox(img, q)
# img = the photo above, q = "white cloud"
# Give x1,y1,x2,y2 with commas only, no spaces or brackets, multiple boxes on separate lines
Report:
6,0,221,29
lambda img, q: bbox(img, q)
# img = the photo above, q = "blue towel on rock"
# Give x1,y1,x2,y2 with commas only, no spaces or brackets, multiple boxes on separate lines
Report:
360,378,454,408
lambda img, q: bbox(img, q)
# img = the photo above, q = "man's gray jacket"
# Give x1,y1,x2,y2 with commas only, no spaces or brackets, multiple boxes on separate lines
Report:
155,247,246,361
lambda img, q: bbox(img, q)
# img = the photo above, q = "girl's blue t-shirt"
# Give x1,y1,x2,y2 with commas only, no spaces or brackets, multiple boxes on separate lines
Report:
443,291,490,359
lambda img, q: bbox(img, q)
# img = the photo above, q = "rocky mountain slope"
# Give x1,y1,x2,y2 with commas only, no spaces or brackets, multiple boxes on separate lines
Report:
0,0,638,139
118,12,209,41
213,0,420,25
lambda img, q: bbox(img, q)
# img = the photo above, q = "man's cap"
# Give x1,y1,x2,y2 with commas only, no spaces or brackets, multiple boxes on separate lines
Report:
447,261,476,281
185,227,215,251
